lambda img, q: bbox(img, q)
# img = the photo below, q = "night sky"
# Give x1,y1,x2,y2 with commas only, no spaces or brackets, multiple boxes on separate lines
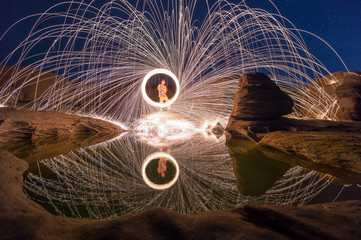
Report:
0,0,360,73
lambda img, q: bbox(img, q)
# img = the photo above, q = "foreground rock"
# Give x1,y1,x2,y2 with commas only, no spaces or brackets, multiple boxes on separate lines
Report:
0,107,123,161
1,149,360,240
6,133,121,164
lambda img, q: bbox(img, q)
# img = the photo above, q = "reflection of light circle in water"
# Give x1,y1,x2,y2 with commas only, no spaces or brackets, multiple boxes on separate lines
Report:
141,69,180,108
141,152,179,190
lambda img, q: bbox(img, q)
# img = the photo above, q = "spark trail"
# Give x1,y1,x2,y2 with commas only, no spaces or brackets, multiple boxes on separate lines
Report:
24,133,334,219
0,0,350,220
0,0,347,126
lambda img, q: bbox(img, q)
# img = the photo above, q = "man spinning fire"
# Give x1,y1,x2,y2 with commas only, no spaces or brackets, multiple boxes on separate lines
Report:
157,79,169,103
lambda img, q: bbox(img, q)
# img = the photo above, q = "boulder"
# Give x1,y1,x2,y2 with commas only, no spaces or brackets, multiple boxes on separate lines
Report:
204,121,225,138
313,71,361,120
211,122,225,138
230,72,294,120
226,71,361,184
226,72,294,142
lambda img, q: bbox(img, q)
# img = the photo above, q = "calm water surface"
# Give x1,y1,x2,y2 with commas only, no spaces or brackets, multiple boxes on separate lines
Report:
22,132,361,220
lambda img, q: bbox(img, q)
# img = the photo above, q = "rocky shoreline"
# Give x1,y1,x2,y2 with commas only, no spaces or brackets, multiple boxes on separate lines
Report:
0,107,124,162
226,117,361,184
226,72,361,184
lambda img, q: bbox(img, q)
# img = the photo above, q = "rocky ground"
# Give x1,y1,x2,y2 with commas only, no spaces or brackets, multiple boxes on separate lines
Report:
1,149,360,240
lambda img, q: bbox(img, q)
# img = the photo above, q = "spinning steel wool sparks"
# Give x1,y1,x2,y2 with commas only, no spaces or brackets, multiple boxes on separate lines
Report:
0,0,347,126
0,0,352,221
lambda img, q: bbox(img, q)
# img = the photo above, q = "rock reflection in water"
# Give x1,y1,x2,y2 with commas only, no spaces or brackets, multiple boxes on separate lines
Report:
231,149,291,196
227,137,334,204
24,133,334,219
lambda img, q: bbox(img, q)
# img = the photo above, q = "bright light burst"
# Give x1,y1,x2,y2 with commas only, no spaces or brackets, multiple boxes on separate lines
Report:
0,0,347,124
133,111,198,147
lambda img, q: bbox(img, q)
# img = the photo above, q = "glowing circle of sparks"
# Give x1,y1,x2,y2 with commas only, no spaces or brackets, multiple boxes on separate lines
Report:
141,69,180,108
141,152,180,190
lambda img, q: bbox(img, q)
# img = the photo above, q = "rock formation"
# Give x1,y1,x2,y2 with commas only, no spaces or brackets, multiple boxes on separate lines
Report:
312,71,361,120
0,64,69,104
227,72,294,142
226,72,361,184
0,107,124,162
204,121,225,138
230,72,294,120
227,118,361,184
211,122,225,138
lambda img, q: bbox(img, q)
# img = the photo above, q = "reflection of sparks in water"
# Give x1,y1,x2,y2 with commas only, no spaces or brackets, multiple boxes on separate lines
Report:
23,133,336,219
0,0,352,220
141,69,180,108
133,112,198,147
141,152,179,190
0,0,347,123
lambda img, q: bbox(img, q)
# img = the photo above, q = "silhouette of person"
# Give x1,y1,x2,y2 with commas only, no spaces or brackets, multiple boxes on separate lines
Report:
157,79,169,104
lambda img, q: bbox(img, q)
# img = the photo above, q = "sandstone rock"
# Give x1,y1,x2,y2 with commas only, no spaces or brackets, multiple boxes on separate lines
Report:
1,149,361,240
226,117,293,142
0,65,69,103
0,107,123,157
226,117,361,184
7,133,120,164
226,72,295,142
230,72,294,120
258,118,361,184
203,122,225,138
313,71,361,120
226,71,361,183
